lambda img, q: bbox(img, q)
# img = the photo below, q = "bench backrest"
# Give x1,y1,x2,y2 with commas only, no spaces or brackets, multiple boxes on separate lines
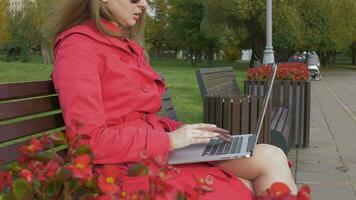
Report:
0,77,177,164
196,67,241,96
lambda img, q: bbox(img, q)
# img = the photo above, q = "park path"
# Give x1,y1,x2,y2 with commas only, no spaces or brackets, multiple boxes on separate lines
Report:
288,70,356,200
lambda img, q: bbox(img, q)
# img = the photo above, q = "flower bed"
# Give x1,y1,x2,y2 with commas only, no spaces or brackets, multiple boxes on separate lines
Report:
0,133,311,199
247,62,309,81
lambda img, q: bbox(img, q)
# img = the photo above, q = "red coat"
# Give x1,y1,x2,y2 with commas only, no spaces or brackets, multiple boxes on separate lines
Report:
52,20,254,199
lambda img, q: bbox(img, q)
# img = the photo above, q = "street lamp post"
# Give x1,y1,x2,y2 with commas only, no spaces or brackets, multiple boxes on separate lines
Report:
262,0,275,64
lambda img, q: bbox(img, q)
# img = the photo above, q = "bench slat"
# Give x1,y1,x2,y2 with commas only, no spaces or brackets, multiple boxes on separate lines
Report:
231,97,241,135
271,107,283,129
241,97,249,133
217,97,224,128
0,80,55,101
0,140,67,164
0,96,60,121
276,109,288,132
196,67,241,96
223,97,232,132
0,113,65,143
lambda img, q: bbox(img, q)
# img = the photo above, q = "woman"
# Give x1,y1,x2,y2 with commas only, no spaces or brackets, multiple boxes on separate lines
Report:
51,0,297,199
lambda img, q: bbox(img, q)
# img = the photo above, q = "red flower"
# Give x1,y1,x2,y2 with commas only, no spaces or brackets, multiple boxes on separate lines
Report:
248,63,309,81
20,169,34,183
297,185,311,200
44,160,60,178
26,160,45,174
66,154,93,180
269,182,291,197
0,171,12,191
97,165,122,194
18,138,44,159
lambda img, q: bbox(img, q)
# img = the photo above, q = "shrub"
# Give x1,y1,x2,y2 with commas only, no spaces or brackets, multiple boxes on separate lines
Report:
0,133,310,199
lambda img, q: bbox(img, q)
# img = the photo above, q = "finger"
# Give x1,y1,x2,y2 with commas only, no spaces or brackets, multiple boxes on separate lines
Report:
190,138,211,144
216,131,233,139
195,129,232,142
192,130,220,138
190,123,218,129
197,126,230,134
216,134,232,142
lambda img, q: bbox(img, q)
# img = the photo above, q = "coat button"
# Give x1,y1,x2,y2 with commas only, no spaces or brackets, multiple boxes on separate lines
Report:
120,56,129,64
204,174,214,185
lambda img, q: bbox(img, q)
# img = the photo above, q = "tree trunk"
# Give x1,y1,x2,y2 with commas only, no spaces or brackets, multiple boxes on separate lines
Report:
319,52,327,67
352,42,356,65
207,46,214,67
40,39,51,64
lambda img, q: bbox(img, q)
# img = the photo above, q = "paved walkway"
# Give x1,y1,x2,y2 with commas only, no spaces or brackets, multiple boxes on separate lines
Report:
288,70,356,200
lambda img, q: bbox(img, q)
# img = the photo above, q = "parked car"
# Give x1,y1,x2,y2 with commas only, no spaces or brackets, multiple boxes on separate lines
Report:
287,54,305,63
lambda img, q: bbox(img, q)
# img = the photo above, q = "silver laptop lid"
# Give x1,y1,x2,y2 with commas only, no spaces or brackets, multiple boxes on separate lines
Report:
253,63,278,146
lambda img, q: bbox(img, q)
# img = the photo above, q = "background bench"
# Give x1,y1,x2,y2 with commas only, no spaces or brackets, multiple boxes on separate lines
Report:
196,67,291,154
270,107,292,153
0,76,177,166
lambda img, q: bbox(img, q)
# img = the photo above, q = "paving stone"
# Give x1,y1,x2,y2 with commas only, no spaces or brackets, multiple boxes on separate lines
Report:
296,162,349,184
297,147,340,162
301,184,356,200
337,150,356,163
345,163,356,184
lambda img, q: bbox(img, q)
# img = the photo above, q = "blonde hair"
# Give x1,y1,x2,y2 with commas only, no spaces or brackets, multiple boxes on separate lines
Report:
48,0,145,46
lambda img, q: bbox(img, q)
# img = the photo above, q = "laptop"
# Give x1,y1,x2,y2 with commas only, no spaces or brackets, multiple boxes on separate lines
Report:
168,63,278,165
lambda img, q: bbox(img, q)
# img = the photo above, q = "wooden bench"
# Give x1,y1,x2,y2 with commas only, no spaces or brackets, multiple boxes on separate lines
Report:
196,67,240,96
270,107,292,153
0,76,177,166
196,67,291,154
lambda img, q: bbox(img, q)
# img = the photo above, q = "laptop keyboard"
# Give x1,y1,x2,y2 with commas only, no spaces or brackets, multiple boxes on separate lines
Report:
202,135,256,157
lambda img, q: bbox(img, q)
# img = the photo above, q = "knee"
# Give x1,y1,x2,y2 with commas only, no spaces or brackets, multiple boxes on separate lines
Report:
254,144,288,165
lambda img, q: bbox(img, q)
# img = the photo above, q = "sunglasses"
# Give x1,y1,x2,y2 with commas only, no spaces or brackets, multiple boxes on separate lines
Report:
130,0,152,4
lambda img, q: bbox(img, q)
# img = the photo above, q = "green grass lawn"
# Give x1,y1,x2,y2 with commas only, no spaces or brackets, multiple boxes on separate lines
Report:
0,59,248,123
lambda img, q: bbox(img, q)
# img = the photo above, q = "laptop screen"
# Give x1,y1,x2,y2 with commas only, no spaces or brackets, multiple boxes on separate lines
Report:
253,63,278,146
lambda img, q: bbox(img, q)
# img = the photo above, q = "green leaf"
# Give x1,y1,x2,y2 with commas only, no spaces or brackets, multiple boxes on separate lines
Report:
12,178,33,200
128,163,149,177
43,178,63,198
49,132,67,145
0,193,16,200
33,151,54,162
58,167,73,181
33,180,41,191
176,191,186,200
84,177,96,189
75,146,92,155
68,179,81,193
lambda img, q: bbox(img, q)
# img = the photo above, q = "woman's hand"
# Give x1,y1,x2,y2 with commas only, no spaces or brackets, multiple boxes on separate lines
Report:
169,123,232,150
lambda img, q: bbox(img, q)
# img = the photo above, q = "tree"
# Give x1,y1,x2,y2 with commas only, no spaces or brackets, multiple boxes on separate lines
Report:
2,0,55,63
167,0,218,65
203,0,281,65
24,0,55,64
145,0,171,60
298,0,356,66
0,0,10,45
